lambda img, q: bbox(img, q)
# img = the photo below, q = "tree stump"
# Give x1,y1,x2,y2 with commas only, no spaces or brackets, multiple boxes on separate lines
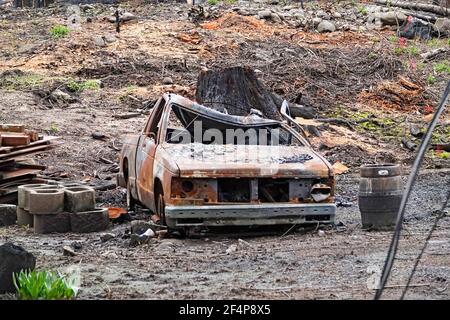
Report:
195,66,283,120
195,66,315,120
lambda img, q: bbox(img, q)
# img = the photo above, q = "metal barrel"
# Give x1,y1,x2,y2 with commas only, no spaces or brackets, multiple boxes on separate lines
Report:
358,164,403,230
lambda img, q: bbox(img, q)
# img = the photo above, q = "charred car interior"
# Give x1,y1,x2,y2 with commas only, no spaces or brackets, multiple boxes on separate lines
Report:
118,93,336,232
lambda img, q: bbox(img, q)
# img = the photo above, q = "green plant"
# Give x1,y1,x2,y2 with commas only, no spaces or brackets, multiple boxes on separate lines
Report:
49,122,59,134
407,45,419,56
224,0,237,3
393,47,404,55
0,74,44,90
357,5,368,15
427,73,436,84
387,35,397,43
50,25,70,39
207,0,218,5
66,79,100,92
434,60,450,74
13,270,76,300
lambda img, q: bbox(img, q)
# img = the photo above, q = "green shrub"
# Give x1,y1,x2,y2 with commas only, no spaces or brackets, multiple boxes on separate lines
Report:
13,270,76,300
357,6,368,15
50,25,70,39
434,60,450,74
407,46,419,56
207,0,218,5
427,74,436,84
67,79,100,92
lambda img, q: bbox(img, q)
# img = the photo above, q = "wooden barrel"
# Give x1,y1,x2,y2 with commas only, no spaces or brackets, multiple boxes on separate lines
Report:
358,164,403,230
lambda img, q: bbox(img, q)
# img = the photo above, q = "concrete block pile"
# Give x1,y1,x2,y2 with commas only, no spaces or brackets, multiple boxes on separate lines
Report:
12,183,110,234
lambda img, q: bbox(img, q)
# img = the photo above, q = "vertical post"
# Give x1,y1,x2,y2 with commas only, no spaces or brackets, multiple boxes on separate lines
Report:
115,9,120,33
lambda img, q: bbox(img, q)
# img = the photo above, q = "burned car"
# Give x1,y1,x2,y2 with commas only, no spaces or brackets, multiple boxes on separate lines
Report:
118,93,336,231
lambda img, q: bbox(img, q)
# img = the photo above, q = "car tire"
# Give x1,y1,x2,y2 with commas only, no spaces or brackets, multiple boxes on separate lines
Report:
156,192,166,226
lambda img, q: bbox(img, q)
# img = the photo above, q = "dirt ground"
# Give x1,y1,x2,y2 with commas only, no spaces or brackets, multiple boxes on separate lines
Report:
0,0,449,299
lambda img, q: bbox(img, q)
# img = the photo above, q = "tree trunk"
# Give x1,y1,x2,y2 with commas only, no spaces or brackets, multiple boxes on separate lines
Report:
375,0,449,17
195,66,283,120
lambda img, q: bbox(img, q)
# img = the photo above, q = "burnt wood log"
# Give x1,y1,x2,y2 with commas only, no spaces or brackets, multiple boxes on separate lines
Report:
375,0,449,17
196,66,285,120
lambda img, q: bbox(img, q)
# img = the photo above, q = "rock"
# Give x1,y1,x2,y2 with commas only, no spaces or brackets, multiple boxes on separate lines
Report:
333,12,342,19
226,244,238,254
0,243,36,293
67,13,81,31
317,20,336,33
0,205,17,227
100,233,115,242
162,77,174,85
258,10,272,20
368,12,407,27
17,44,38,55
71,241,83,250
51,89,73,103
121,12,137,22
270,13,282,23
318,230,325,237
434,18,450,35
80,4,94,11
316,10,327,18
92,35,106,47
63,246,76,256
129,229,155,247
103,34,117,43
312,17,323,27
293,11,305,20
131,220,157,235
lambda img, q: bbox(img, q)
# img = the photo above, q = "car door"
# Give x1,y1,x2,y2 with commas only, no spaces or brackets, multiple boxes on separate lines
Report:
136,97,166,209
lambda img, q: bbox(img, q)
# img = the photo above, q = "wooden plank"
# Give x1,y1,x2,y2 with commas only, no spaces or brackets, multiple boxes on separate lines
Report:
0,144,53,160
0,168,42,180
0,136,59,154
0,133,30,147
15,163,47,170
0,124,25,133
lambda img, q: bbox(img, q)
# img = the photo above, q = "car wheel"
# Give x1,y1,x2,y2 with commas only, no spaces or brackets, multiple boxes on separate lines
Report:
126,184,137,212
156,192,166,226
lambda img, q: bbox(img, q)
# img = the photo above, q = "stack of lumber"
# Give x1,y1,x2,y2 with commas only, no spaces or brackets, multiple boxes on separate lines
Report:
0,124,59,204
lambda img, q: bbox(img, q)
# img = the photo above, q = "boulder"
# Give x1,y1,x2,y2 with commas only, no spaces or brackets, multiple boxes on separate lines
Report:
258,10,272,20
92,35,106,47
317,20,336,33
0,243,36,293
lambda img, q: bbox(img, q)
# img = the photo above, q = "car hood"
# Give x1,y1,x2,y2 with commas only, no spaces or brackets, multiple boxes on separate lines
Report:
161,143,332,178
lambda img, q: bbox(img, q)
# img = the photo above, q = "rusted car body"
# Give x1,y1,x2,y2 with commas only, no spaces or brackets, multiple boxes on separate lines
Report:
118,93,336,230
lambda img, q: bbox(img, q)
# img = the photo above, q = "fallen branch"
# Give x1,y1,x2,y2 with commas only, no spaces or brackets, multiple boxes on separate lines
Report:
113,112,143,119
421,48,449,60
315,118,355,130
375,0,449,17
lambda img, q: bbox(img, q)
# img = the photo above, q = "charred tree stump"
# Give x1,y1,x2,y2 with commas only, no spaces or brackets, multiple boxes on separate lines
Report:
196,66,283,120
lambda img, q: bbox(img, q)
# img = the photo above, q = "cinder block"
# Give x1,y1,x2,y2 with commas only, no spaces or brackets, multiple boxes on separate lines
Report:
18,184,51,209
58,182,83,188
0,205,17,226
28,189,64,214
34,212,70,234
64,186,95,213
70,208,110,233
17,207,33,227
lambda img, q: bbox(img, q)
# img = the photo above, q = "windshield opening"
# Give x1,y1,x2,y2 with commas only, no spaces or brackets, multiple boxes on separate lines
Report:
165,103,303,146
